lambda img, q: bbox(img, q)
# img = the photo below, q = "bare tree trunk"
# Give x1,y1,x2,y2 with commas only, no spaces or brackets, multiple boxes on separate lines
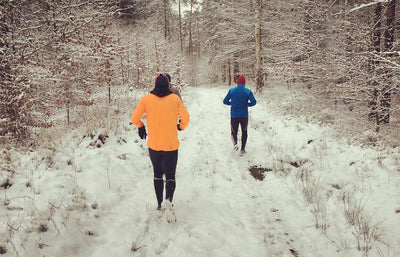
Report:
233,52,240,82
228,59,231,86
381,0,395,124
66,97,70,125
163,0,169,39
344,0,353,56
304,4,312,36
178,0,183,52
154,38,160,71
167,2,171,38
67,107,70,126
188,1,194,56
255,0,263,91
120,55,125,85
126,51,130,85
137,70,140,87
196,13,200,58
222,64,226,83
369,3,382,126
108,85,111,104
135,42,140,87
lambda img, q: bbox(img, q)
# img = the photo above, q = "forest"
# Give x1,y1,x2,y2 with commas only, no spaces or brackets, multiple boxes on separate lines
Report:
1,0,400,146
1,1,400,257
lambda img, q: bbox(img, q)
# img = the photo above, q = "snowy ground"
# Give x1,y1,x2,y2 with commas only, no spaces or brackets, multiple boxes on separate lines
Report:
1,85,400,257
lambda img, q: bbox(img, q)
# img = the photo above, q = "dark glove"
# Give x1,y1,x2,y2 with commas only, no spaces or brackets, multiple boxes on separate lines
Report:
177,124,182,131
138,126,147,139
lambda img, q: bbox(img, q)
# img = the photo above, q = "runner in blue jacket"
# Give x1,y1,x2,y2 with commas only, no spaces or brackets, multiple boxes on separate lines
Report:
223,75,257,154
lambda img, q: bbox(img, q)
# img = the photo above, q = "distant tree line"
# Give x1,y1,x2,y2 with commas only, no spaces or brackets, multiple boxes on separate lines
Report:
198,0,400,128
2,0,400,145
0,0,198,145
0,0,120,144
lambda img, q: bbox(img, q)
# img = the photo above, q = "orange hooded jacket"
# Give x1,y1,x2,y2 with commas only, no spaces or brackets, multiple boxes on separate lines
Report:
131,93,190,151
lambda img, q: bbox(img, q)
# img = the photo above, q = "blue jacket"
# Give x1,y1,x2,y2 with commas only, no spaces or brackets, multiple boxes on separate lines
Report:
223,84,256,118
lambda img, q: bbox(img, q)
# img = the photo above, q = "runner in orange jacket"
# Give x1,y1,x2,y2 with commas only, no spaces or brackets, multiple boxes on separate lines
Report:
131,74,190,213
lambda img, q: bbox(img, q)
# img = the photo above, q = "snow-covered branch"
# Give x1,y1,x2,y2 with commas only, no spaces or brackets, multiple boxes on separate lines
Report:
349,0,389,13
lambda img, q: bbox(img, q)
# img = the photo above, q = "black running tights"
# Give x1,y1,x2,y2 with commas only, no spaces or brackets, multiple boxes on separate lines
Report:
231,118,248,151
148,148,178,207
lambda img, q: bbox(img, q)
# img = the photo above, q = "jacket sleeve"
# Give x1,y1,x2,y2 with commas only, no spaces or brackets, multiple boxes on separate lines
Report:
223,90,231,105
248,91,257,107
178,98,190,130
131,97,146,128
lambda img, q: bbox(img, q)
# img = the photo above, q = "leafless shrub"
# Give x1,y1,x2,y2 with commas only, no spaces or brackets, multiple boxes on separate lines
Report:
288,159,309,168
376,154,385,168
39,148,57,169
131,234,146,252
311,203,329,231
327,232,352,252
0,149,13,174
353,215,384,254
31,127,69,149
297,168,328,230
341,193,384,254
271,158,290,177
299,169,322,204
342,193,364,226
66,190,88,211
359,131,380,147
310,140,328,160
313,111,336,125
6,221,20,257
377,245,396,257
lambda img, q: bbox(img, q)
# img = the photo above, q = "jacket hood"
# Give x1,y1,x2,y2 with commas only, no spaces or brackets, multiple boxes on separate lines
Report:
150,88,173,97
151,74,173,97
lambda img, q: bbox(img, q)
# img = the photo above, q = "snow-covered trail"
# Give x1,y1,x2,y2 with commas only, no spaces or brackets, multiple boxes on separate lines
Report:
80,86,335,257
5,86,400,257
69,87,279,257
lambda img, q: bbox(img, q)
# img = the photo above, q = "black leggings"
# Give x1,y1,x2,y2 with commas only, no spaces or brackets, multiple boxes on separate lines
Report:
231,118,248,151
148,148,178,206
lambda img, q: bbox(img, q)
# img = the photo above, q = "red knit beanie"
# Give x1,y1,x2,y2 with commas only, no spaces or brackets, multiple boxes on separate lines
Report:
237,75,246,84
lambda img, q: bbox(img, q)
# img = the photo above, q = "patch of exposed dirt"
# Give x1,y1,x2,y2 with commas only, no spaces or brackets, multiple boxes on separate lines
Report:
249,166,273,181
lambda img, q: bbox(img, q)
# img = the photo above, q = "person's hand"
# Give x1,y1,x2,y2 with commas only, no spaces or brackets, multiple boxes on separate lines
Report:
177,124,182,131
138,126,147,139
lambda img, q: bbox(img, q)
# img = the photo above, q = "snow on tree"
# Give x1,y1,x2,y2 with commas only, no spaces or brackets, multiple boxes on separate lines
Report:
0,1,121,143
200,0,254,84
254,0,264,91
0,1,39,142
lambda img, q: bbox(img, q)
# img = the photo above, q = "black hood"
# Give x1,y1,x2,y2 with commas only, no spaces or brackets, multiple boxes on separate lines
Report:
150,87,173,97
151,74,173,97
